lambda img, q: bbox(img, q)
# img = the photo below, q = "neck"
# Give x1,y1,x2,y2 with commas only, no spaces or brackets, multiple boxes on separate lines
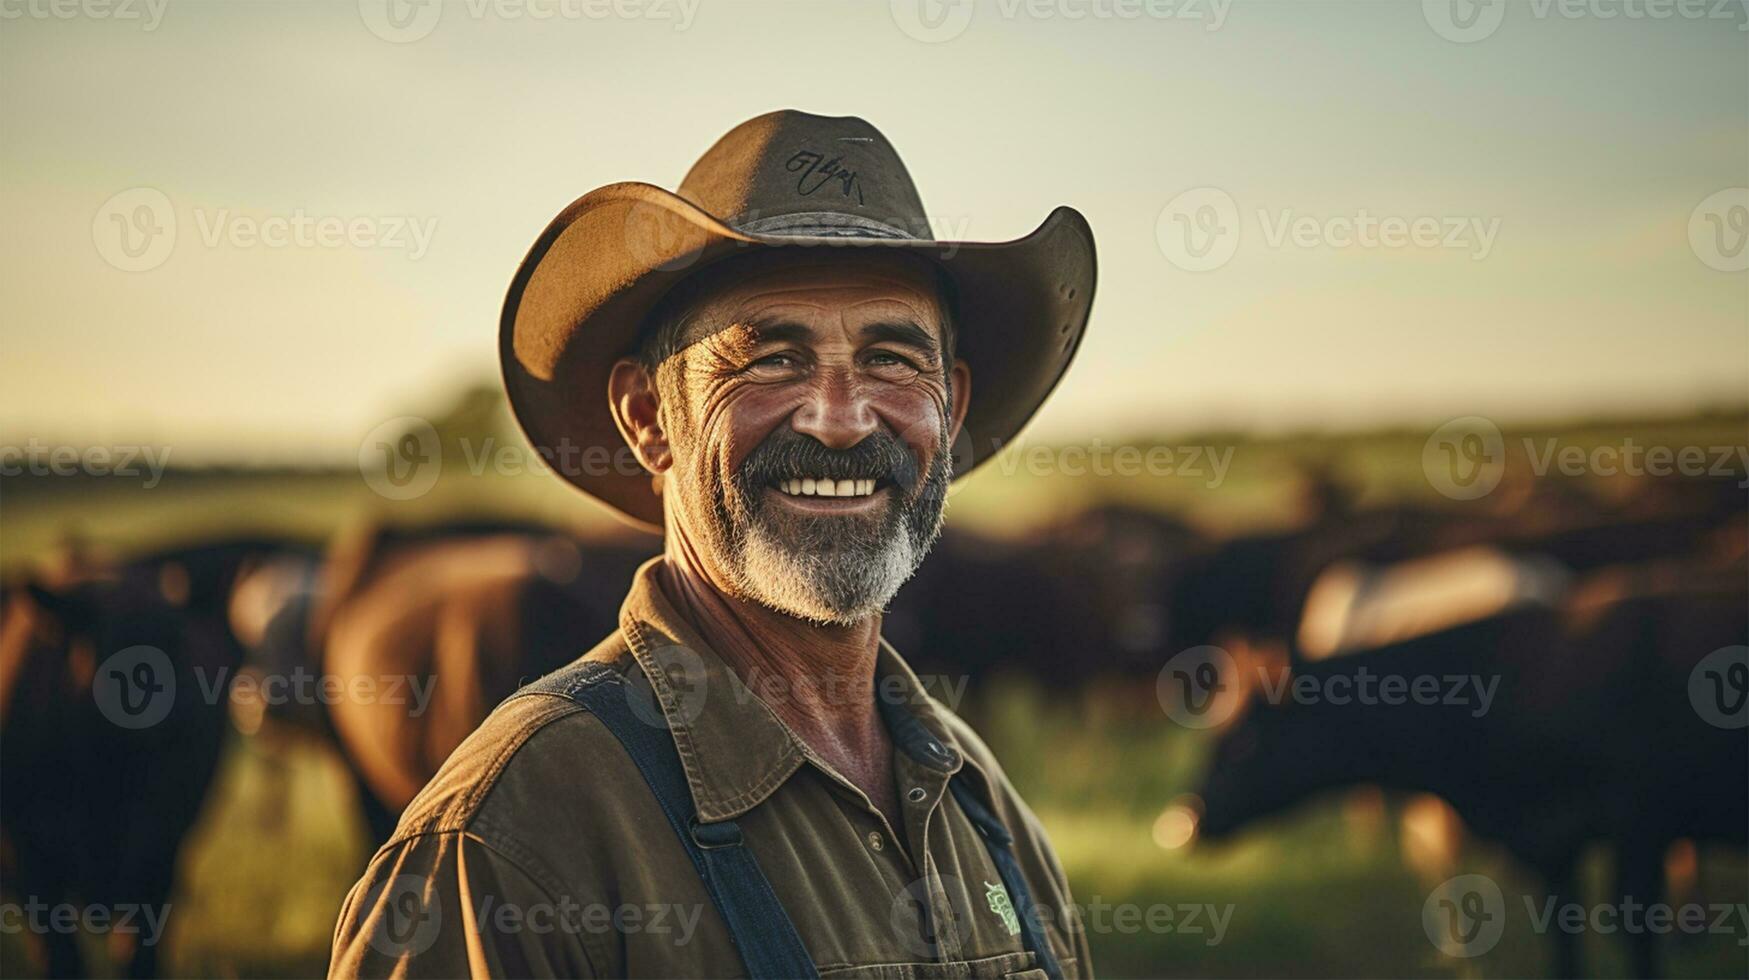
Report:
657,532,886,754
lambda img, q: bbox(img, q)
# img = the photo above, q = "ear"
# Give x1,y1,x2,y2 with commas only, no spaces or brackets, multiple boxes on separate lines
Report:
946,360,972,444
607,358,672,475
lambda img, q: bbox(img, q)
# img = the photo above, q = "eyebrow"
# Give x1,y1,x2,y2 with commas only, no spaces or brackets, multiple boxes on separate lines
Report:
745,318,941,356
859,320,941,355
745,319,815,346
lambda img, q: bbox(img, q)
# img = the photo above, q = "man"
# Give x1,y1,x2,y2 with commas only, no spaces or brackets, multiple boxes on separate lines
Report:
330,110,1097,978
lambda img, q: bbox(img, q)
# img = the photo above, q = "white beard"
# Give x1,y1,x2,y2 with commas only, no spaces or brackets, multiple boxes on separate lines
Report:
728,512,929,626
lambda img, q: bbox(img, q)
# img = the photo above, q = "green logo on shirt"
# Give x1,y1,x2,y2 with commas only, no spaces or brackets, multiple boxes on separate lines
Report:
984,880,1020,936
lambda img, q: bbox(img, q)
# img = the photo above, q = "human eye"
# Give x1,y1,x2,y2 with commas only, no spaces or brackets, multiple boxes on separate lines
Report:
863,349,922,381
743,351,805,379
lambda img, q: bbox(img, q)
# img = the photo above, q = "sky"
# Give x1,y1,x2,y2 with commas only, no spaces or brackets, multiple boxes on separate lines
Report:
2,0,1745,463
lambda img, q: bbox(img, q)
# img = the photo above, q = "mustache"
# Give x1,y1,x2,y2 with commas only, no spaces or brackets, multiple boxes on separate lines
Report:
737,428,923,493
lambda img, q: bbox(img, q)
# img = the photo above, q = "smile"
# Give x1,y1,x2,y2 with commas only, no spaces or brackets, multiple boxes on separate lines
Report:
774,478,880,498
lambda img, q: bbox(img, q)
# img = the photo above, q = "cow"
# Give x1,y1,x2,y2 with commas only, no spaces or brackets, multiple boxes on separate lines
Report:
307,520,654,845
1160,481,1498,666
1190,566,1748,978
880,505,1204,695
1166,462,1743,669
0,536,317,977
1,570,235,977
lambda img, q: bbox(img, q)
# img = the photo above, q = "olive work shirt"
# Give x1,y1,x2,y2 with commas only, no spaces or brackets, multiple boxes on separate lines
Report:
329,559,1091,978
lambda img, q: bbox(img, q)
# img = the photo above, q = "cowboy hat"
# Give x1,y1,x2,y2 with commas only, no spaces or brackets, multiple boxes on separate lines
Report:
499,109,1096,532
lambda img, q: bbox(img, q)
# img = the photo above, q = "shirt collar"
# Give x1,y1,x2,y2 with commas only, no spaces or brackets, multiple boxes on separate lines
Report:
616,558,969,822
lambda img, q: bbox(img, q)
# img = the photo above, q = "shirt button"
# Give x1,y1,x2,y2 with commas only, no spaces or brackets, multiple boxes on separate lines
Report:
866,831,884,851
906,787,928,803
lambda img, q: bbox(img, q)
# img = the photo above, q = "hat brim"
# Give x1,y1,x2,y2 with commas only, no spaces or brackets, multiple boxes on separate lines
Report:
500,181,1097,533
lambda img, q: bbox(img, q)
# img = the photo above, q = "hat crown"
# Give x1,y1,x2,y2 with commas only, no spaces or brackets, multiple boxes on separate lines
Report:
677,110,930,239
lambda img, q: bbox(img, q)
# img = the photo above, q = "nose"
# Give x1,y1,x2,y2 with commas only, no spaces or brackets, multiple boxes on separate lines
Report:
790,369,878,450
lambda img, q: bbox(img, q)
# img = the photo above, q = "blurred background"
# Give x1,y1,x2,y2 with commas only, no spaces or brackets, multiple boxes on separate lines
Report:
2,1,1745,977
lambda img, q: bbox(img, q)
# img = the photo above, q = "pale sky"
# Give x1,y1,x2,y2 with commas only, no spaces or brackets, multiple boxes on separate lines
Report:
3,0,1745,463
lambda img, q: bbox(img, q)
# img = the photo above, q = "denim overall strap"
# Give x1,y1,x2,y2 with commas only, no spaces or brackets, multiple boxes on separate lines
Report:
518,663,819,979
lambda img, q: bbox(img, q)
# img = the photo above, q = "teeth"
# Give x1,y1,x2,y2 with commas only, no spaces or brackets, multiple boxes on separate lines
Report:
777,478,880,498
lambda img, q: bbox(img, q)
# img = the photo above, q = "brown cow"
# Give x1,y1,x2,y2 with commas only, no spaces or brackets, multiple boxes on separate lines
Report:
308,521,653,844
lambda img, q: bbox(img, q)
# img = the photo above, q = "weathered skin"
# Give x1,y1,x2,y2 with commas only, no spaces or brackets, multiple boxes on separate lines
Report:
607,250,971,830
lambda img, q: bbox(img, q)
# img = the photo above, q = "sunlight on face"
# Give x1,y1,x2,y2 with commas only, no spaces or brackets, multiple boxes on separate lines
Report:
655,252,960,624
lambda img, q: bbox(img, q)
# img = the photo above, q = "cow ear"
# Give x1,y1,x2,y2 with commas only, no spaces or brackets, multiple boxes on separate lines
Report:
1220,630,1279,683
1215,629,1292,727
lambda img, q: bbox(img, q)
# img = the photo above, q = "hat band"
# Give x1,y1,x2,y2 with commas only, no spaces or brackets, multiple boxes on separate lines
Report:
733,211,920,241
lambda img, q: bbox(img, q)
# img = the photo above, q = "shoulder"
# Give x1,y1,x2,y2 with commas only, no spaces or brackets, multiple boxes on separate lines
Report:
386,629,646,850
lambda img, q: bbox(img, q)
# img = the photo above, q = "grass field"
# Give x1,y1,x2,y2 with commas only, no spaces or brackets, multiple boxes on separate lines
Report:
12,682,1741,978
4,410,1746,977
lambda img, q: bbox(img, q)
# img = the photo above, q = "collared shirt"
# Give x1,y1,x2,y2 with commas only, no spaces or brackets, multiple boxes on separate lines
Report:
330,559,1091,978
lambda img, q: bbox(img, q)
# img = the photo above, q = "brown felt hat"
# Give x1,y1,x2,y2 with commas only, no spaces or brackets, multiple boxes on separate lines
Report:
499,109,1097,532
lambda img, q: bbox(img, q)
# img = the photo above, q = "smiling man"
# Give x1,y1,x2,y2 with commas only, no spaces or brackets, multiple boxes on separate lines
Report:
330,110,1097,978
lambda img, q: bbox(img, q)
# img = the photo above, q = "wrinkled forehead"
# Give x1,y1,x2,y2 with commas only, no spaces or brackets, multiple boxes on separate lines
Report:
655,250,951,354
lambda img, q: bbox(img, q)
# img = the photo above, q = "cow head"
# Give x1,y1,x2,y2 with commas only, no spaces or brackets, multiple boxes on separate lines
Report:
4,572,195,726
1185,634,1337,844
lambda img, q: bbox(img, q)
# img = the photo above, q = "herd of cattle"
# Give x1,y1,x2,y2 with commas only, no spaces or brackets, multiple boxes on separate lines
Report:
1,466,1744,977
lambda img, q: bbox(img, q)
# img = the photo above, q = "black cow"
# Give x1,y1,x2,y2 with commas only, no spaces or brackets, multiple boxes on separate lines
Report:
0,537,312,977
885,506,1204,690
1193,572,1748,978
1,572,235,977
